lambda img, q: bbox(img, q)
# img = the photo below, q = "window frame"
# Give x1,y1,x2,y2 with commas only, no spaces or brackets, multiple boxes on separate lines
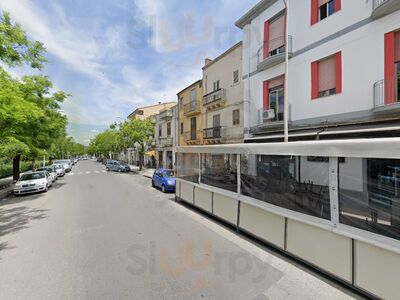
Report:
233,69,240,84
232,109,240,126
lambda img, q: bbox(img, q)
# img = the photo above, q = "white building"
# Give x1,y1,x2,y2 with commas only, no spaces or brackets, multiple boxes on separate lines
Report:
155,105,178,169
236,0,400,142
202,42,244,144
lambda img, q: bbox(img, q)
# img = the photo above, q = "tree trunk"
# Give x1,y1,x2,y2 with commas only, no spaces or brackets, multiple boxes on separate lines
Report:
12,155,21,182
31,159,36,171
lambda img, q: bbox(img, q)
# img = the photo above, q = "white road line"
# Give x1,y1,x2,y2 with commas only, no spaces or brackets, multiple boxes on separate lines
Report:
102,170,106,173
86,171,91,174
68,172,74,176
94,171,99,174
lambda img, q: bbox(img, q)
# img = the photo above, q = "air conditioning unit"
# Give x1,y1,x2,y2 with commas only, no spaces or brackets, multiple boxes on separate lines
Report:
262,109,275,121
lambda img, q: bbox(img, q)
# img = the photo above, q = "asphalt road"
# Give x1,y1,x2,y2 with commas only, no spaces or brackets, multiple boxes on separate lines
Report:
0,160,358,300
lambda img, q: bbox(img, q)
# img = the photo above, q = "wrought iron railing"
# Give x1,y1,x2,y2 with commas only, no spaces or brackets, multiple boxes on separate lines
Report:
203,126,221,139
203,89,226,106
183,100,200,114
257,35,293,65
373,75,400,108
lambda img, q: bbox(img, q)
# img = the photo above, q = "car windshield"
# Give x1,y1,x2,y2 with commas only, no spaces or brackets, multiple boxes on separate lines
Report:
162,171,174,178
19,173,45,181
38,167,53,172
54,160,69,164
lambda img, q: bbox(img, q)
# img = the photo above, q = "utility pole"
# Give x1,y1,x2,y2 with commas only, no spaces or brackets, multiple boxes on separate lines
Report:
284,0,289,142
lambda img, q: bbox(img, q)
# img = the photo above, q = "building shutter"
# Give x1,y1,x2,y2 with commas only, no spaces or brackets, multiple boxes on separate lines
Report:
311,0,319,25
263,80,269,109
263,21,270,59
311,61,319,99
384,32,396,104
269,76,284,89
395,31,400,62
335,52,342,93
318,55,336,92
269,14,285,53
335,0,341,12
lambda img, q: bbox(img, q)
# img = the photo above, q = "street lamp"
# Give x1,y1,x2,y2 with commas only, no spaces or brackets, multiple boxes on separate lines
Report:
283,0,289,143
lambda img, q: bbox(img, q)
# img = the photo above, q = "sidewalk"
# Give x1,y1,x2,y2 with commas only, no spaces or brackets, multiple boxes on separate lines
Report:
129,165,155,179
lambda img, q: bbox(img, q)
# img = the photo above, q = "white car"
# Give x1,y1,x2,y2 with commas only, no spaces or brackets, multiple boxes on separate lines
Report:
37,166,58,182
53,160,72,172
53,164,66,177
13,171,53,195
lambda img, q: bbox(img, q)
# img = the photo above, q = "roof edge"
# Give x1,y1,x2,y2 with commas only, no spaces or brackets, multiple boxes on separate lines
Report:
235,0,279,29
202,41,242,70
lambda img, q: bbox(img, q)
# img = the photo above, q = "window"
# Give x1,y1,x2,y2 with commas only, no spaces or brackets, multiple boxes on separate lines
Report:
158,125,162,137
241,155,331,220
180,122,184,135
190,88,196,102
307,156,345,163
311,0,341,25
179,97,184,110
213,80,220,91
339,158,400,241
167,122,171,136
263,76,284,122
201,154,237,192
232,109,240,125
233,69,239,84
311,52,342,99
177,153,199,183
263,12,286,59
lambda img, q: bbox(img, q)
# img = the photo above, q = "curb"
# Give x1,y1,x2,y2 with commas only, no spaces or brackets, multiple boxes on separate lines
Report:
0,187,13,201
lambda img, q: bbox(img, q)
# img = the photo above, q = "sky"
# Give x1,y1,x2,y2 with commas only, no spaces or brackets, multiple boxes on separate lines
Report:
0,0,259,145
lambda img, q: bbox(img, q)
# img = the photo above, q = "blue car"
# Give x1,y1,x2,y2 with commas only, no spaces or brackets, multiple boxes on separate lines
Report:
152,169,175,193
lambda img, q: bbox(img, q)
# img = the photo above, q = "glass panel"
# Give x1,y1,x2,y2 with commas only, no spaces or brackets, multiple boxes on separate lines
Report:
201,154,237,192
328,0,335,16
339,158,400,241
177,153,199,183
241,155,331,220
319,4,328,20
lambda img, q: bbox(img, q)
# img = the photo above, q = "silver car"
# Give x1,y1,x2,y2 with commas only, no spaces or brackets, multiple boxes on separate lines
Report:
13,171,53,195
37,166,58,182
53,160,72,172
53,164,66,177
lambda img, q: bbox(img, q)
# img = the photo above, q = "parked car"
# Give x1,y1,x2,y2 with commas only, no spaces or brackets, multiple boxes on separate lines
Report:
106,160,131,172
152,169,175,193
37,166,58,182
53,164,66,177
13,171,53,195
53,160,72,172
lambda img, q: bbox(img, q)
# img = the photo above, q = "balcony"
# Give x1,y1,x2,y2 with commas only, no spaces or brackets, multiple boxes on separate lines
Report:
257,36,293,72
372,0,400,19
203,89,226,110
183,130,202,145
159,109,172,120
183,100,201,116
373,76,400,113
158,136,173,147
203,126,222,144
257,106,291,130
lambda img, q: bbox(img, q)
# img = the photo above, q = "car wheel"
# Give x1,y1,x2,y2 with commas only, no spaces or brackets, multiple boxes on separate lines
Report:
44,185,49,193
106,167,109,171
162,184,166,193
118,168,122,173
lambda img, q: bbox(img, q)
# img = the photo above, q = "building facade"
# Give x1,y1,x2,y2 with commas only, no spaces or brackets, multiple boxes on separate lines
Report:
154,104,178,169
202,42,244,145
236,0,400,142
177,80,204,146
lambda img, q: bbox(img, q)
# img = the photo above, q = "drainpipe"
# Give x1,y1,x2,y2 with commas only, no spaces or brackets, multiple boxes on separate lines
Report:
283,0,289,142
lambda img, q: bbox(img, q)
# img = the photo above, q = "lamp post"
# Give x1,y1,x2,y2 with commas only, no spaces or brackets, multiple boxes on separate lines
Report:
283,0,289,143
43,150,46,167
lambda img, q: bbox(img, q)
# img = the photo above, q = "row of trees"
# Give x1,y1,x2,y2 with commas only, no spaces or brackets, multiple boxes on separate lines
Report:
87,118,154,169
0,12,85,180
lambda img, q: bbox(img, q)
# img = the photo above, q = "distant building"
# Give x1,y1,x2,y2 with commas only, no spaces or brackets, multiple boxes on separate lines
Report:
127,102,177,121
154,104,178,169
202,42,244,144
177,80,204,146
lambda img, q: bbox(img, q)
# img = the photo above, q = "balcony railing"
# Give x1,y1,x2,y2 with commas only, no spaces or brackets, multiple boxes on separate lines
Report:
183,130,202,143
257,35,293,65
159,109,172,120
373,0,388,9
158,136,173,147
372,0,400,18
203,126,221,139
183,100,201,115
373,76,400,109
203,89,226,107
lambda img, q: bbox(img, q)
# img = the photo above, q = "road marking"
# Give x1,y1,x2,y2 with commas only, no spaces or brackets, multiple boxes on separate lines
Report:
86,171,91,174
68,172,74,176
94,171,99,174
102,170,106,173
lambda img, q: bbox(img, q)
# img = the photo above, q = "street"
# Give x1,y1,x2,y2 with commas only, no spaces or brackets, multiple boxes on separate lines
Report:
0,160,357,300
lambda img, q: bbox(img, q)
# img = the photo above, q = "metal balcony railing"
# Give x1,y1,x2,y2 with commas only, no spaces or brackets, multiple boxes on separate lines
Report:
183,100,201,115
203,126,221,139
203,89,226,106
158,136,173,147
373,76,400,108
257,35,293,65
183,130,202,142
373,0,388,9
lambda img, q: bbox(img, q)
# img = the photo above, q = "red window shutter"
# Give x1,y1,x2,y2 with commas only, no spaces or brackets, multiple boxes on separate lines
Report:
311,61,319,99
335,52,342,93
335,0,341,12
263,80,269,109
311,0,319,25
384,32,396,104
263,21,270,59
